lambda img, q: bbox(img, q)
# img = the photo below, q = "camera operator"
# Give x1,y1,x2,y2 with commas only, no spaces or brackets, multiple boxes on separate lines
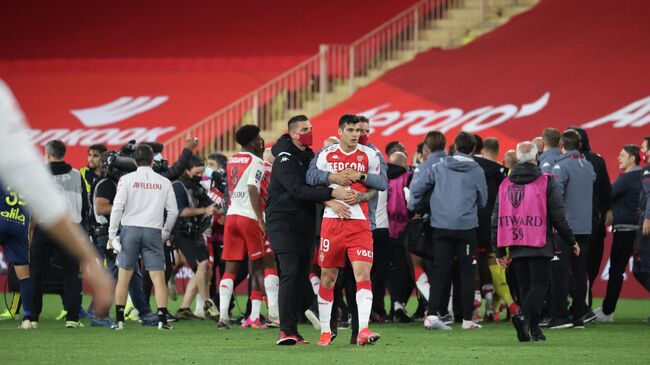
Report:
171,156,220,320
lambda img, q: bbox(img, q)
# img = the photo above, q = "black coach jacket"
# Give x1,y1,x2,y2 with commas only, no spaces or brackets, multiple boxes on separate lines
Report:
265,134,333,255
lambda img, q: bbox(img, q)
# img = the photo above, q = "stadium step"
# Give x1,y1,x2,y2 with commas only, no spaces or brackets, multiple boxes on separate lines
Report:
220,0,542,151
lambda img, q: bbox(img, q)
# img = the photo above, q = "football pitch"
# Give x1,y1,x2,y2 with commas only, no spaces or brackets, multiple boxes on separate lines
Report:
1,295,648,364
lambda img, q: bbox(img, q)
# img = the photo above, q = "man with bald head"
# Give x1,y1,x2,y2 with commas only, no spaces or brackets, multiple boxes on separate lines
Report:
504,150,517,170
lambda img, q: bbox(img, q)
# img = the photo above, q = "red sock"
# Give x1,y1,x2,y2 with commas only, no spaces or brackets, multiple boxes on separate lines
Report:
318,286,334,302
264,268,278,277
356,280,372,292
222,272,236,281
413,267,425,279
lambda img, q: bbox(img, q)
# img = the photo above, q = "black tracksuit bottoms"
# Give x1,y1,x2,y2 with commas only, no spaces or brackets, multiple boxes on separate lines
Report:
511,257,550,327
276,253,313,336
427,228,476,321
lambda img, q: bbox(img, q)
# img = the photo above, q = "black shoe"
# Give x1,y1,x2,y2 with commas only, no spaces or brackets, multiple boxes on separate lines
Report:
350,332,358,345
530,326,546,341
548,317,574,329
582,310,597,324
394,307,412,323
573,319,585,329
539,316,552,328
175,308,202,320
166,313,178,323
331,307,342,342
512,314,531,342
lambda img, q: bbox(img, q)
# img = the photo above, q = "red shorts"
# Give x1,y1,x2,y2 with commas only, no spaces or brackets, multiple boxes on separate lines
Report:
318,218,373,268
222,214,264,261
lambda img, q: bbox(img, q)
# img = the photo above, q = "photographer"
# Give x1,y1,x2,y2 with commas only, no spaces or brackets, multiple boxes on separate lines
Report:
171,156,220,321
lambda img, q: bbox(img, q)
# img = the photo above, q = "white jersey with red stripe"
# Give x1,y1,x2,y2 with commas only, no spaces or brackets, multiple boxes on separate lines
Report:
226,151,264,221
315,143,381,220
260,160,272,207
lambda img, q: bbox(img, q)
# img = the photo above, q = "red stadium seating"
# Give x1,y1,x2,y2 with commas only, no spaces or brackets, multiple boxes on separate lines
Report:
0,0,420,167
310,0,650,298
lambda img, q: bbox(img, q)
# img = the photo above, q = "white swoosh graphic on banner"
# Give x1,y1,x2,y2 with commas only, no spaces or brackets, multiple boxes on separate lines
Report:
71,96,169,127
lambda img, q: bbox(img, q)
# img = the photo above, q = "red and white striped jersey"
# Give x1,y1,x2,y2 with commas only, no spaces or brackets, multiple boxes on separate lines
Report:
226,151,264,220
315,143,381,220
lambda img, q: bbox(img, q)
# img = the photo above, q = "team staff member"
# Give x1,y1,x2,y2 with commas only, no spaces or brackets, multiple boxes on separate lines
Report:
172,156,219,321
569,127,611,317
549,130,595,329
410,131,488,331
0,80,113,318
596,145,643,321
109,144,178,330
30,139,86,329
492,141,578,342
633,137,650,302
266,115,350,345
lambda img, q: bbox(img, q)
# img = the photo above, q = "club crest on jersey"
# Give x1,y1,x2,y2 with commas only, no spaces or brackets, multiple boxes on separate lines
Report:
319,252,325,263
507,184,525,208
357,155,363,162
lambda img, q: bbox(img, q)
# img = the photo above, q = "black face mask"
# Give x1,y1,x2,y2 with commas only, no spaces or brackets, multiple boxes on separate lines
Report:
190,175,202,185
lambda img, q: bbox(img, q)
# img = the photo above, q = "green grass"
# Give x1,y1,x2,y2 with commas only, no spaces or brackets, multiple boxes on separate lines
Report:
1,295,649,364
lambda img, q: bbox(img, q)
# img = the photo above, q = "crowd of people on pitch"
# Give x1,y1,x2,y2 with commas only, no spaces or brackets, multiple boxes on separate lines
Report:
1,112,649,345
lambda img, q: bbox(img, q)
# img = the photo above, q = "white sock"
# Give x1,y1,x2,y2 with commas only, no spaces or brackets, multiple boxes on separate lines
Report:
318,287,333,334
415,272,430,301
195,293,205,313
309,274,320,296
264,274,279,318
356,287,373,330
250,291,263,321
219,278,234,321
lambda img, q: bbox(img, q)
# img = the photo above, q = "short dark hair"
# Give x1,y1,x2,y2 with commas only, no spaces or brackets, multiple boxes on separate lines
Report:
134,144,154,166
473,134,483,155
542,128,561,148
424,131,446,152
288,115,309,132
416,142,425,154
561,129,581,151
338,114,359,129
483,137,499,155
45,140,66,159
235,125,260,147
644,136,650,147
623,144,641,165
207,152,227,168
141,141,164,154
454,132,476,154
89,144,107,154
188,155,205,169
385,141,401,156
356,115,369,124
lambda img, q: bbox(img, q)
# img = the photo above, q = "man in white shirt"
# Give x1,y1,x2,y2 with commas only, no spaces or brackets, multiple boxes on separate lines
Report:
109,144,179,330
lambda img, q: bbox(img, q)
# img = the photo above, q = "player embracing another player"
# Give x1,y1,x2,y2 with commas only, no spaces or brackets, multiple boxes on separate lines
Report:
310,114,384,346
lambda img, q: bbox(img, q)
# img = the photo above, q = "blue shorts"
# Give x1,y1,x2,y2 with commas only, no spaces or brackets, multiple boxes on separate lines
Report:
0,232,29,265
